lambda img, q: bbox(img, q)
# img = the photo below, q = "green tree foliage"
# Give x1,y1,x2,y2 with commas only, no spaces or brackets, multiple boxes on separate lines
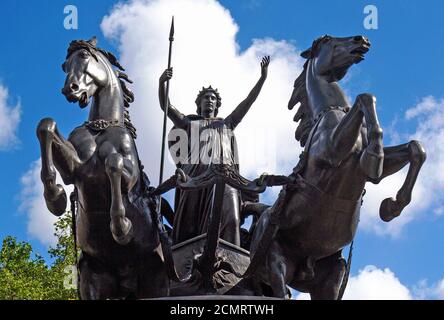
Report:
0,212,79,300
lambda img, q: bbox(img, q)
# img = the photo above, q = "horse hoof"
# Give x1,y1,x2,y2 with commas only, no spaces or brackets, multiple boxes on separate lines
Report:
360,149,384,180
110,217,134,245
379,198,401,222
44,184,67,216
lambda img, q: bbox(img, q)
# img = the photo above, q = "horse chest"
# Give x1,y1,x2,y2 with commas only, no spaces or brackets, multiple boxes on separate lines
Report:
70,127,133,162
69,128,134,185
95,127,134,160
69,128,98,161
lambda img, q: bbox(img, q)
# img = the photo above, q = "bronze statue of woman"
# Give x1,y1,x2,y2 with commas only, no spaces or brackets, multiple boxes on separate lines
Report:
158,56,270,246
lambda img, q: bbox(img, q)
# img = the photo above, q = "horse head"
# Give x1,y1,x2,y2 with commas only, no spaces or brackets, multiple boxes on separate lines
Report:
61,37,106,108
61,37,136,138
302,35,371,82
61,37,131,109
289,35,371,146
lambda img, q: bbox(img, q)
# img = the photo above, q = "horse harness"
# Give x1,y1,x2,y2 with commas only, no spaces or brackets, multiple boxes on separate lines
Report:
84,119,122,132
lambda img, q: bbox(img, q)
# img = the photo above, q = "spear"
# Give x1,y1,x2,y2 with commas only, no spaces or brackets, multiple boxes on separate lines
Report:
154,17,188,283
158,16,175,190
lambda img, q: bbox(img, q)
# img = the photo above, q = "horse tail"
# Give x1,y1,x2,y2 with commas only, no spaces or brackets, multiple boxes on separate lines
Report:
337,241,354,300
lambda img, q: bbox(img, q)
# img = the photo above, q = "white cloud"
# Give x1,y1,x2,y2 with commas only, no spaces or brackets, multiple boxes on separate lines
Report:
296,265,412,300
0,84,21,149
343,265,412,300
295,264,444,300
405,96,438,120
101,0,304,186
296,268,444,300
413,279,444,300
20,159,73,246
436,281,444,299
359,96,444,237
406,97,444,201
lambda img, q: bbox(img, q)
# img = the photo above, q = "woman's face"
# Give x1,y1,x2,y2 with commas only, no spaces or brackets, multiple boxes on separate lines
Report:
199,91,218,118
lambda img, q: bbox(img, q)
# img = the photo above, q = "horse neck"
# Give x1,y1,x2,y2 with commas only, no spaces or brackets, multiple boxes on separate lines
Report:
88,60,124,124
306,60,351,117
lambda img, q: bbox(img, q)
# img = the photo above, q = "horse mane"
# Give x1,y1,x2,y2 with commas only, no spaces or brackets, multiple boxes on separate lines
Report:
65,38,137,139
288,36,334,147
288,60,314,147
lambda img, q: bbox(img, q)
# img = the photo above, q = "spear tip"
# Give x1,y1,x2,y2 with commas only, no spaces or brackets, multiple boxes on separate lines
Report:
169,16,175,41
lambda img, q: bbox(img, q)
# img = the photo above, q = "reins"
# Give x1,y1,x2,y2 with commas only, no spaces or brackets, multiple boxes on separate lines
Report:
69,189,80,299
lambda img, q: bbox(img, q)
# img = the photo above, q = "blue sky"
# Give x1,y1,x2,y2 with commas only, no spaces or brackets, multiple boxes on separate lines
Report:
0,0,443,299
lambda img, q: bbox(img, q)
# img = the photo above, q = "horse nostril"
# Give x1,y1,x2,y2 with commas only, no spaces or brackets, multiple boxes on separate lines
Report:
70,83,79,91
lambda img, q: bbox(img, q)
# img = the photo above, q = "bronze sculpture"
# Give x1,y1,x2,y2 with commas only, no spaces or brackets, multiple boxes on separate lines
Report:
158,56,270,246
245,35,426,299
36,38,168,299
36,29,427,300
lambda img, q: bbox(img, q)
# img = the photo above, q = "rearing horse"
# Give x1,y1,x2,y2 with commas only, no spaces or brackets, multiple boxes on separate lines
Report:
248,35,426,299
36,37,168,299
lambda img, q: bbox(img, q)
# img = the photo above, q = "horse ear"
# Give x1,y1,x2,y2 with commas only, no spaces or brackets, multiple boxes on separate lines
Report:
301,48,312,59
88,36,98,47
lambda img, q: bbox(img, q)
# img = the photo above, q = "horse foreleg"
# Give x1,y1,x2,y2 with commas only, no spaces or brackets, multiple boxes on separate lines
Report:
369,141,426,222
328,94,383,180
105,153,134,245
356,94,385,179
329,102,364,165
36,118,79,216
